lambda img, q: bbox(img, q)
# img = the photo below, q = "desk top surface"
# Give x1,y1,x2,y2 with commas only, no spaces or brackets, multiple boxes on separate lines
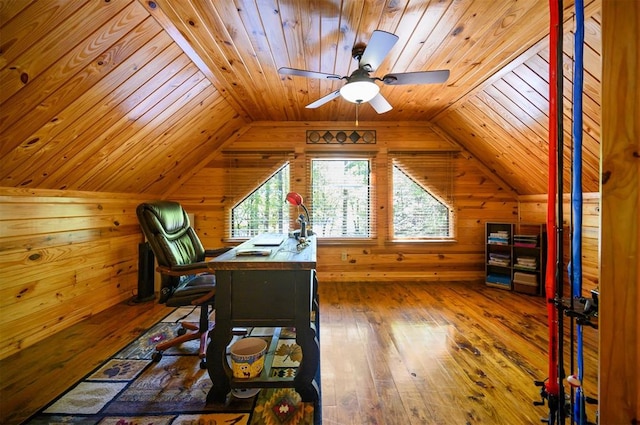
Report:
210,233,317,270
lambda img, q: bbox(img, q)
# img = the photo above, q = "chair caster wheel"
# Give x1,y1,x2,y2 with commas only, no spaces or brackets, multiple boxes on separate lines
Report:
152,351,163,362
177,328,187,336
200,359,207,369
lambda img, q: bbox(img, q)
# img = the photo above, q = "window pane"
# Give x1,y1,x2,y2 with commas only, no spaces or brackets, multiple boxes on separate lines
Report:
393,165,450,238
231,164,290,237
311,159,371,237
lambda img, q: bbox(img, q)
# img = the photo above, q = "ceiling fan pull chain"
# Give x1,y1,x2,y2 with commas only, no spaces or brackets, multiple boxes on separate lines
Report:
355,101,360,126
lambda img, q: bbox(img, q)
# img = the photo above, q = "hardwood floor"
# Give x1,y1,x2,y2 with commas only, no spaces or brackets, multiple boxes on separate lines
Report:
0,281,597,425
0,299,175,424
319,281,597,425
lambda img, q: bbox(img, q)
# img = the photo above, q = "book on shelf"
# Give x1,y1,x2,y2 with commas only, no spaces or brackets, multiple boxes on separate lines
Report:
514,234,538,240
514,234,539,248
490,230,510,236
514,265,537,271
488,230,510,245
514,242,538,248
514,256,537,270
486,273,511,285
488,252,510,267
513,271,538,285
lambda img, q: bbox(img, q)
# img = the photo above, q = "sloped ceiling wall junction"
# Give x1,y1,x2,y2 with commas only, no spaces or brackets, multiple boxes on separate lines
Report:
0,0,600,196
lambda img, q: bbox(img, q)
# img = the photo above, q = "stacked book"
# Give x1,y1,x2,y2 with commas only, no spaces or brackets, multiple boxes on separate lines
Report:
514,234,538,248
513,271,538,284
486,273,511,287
514,255,537,270
488,252,510,267
513,271,539,294
488,230,510,245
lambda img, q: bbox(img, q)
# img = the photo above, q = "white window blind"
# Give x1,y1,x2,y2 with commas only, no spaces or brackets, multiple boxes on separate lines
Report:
307,156,376,238
224,152,293,238
391,152,456,239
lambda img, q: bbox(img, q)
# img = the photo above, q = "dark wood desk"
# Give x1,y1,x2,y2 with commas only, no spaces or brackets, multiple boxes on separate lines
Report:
205,234,320,404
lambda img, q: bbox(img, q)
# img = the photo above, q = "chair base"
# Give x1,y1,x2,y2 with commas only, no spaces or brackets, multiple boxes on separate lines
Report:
153,321,212,369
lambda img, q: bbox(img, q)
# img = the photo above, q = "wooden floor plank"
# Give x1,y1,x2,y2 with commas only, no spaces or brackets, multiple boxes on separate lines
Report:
0,281,598,425
0,299,174,424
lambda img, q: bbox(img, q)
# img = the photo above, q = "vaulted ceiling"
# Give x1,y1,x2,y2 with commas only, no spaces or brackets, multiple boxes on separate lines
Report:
0,0,601,196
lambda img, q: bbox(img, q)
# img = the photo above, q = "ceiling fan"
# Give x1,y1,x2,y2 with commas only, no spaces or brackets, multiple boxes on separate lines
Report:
278,30,450,114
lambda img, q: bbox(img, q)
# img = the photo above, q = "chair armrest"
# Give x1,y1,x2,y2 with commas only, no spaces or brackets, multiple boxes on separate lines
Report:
157,262,212,276
156,247,231,277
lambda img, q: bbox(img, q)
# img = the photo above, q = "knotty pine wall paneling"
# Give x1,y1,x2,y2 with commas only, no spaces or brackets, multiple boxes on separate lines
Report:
0,188,150,360
599,1,639,421
170,121,519,283
518,193,600,294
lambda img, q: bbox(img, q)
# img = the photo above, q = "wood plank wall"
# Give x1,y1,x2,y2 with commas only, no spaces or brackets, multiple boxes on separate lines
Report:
519,193,600,294
0,187,148,360
600,1,639,422
171,121,520,283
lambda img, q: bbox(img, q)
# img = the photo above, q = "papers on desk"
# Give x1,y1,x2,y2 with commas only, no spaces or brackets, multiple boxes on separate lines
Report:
236,248,272,256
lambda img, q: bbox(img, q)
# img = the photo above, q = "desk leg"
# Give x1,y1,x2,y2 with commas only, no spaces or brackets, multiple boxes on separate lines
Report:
294,271,320,402
294,323,320,402
206,270,233,404
206,323,232,403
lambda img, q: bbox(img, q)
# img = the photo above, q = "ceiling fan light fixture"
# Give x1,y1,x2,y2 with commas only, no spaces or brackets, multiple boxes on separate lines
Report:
340,80,380,103
279,31,449,113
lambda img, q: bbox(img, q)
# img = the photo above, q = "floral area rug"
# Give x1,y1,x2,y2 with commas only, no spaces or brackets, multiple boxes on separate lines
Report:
25,307,316,425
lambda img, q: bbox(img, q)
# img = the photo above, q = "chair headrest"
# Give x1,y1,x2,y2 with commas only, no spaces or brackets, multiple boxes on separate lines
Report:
140,201,189,235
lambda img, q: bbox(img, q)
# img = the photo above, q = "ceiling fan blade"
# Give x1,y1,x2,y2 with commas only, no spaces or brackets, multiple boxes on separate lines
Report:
306,90,341,109
368,93,393,114
381,70,450,85
359,30,399,71
278,67,342,80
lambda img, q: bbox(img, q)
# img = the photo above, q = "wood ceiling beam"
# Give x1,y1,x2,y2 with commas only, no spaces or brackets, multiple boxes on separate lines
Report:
137,0,251,122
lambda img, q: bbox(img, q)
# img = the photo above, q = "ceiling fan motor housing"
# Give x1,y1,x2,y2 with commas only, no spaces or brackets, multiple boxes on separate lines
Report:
352,43,367,62
341,69,379,103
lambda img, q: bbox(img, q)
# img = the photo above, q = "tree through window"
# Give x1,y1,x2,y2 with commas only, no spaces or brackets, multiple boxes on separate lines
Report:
231,164,290,237
391,153,455,239
310,159,372,238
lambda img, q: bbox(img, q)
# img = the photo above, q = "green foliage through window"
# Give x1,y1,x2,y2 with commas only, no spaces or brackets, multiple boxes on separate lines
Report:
311,159,371,237
392,164,451,238
231,164,290,237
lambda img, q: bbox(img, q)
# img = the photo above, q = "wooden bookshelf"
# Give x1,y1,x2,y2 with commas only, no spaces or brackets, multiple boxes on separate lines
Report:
485,222,514,291
512,223,546,296
485,222,546,295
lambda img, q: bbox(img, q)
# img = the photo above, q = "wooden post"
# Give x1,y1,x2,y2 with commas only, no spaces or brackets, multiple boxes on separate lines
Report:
600,1,639,423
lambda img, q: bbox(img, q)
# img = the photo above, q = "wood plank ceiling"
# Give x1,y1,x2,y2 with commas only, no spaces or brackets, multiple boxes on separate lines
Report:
0,0,601,196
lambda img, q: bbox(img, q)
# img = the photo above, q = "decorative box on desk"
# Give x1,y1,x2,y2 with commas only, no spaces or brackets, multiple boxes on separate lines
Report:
205,233,320,405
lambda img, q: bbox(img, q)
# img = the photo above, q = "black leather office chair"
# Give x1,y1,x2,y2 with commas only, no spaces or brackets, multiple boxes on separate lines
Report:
136,200,230,369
